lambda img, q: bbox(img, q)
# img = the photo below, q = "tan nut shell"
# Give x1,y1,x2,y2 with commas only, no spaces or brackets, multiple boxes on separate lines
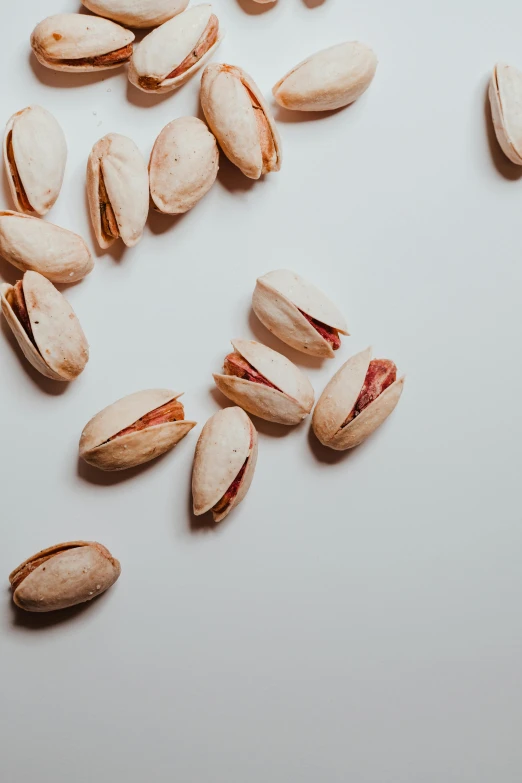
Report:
312,347,405,450
200,63,282,180
213,339,314,425
128,5,223,93
4,106,67,217
489,63,522,164
80,389,196,471
192,407,258,522
87,134,149,249
252,269,348,358
1,272,89,381
10,541,121,613
81,0,189,28
273,42,377,112
0,211,93,283
149,117,219,214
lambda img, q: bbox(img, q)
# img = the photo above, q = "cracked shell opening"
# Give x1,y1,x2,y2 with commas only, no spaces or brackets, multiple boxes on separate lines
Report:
223,352,279,390
342,359,397,427
106,398,185,443
298,309,341,350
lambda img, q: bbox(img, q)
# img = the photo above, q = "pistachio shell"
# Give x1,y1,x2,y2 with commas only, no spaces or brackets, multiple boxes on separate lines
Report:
489,63,522,165
213,339,314,425
81,0,189,28
3,106,67,217
0,211,93,283
10,541,121,613
273,42,377,112
149,117,219,214
252,269,348,358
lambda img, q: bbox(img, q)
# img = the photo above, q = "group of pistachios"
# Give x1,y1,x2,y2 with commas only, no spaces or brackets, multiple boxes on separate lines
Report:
3,0,403,615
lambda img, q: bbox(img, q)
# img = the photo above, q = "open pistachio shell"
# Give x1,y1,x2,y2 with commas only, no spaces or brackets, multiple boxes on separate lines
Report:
312,347,405,450
489,62,522,165
192,407,258,523
10,541,121,613
213,339,314,425
252,269,349,358
81,0,189,28
3,106,67,217
80,389,196,471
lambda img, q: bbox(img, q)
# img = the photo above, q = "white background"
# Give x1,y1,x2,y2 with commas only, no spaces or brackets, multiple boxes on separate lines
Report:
1,1,521,781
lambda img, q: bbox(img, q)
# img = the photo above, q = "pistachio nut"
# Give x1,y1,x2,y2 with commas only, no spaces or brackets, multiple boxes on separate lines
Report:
128,5,223,94
200,63,282,179
3,106,67,217
192,407,258,523
0,211,93,283
252,269,348,358
273,42,377,112
31,14,134,73
81,0,188,29
80,389,196,471
149,117,219,214
87,134,149,250
312,347,405,450
489,62,522,164
213,339,314,425
10,541,121,613
1,271,89,381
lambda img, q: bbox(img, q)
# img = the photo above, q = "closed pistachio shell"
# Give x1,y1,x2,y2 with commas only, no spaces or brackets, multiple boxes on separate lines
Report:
1,271,89,381
87,134,149,249
312,347,405,450
10,541,121,613
252,269,348,358
213,339,314,425
149,117,219,214
81,0,189,28
200,63,282,179
80,389,196,471
31,14,134,73
489,62,522,164
3,106,67,217
128,5,223,93
0,211,93,283
192,407,258,522
273,42,377,112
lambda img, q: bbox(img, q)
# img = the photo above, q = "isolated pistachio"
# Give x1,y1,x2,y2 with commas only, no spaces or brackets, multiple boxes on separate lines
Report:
213,339,314,425
252,270,349,358
3,106,67,217
1,271,89,381
31,14,134,73
192,407,258,523
80,389,196,471
128,5,223,93
312,347,405,450
81,0,188,28
0,211,93,283
149,117,219,214
201,63,282,179
10,541,121,613
489,62,522,164
273,42,377,112
87,134,149,250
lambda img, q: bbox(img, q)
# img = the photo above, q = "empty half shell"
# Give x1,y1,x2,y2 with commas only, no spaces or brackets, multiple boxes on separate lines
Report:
489,62,522,164
213,339,314,425
192,407,258,523
81,0,189,28
3,106,67,216
80,389,196,471
312,346,405,450
252,269,348,358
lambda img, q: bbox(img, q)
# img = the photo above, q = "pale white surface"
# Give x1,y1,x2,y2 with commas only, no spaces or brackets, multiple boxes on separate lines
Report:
1,1,521,781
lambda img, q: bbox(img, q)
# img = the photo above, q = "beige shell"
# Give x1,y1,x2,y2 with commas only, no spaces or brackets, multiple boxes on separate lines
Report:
200,63,282,180
31,14,134,73
0,211,93,283
312,347,405,450
128,5,223,93
10,541,121,613
273,42,377,112
192,407,258,522
252,269,349,358
489,62,522,165
81,0,189,28
1,271,89,381
213,339,314,425
3,106,67,217
87,133,149,250
80,389,196,471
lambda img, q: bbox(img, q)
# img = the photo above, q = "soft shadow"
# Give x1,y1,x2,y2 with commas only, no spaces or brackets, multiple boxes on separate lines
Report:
29,52,122,89
0,256,19,286
147,207,187,236
307,424,363,465
217,155,257,193
1,318,70,395
9,590,110,630
236,0,276,15
126,79,178,108
484,81,522,180
247,310,325,371
187,475,228,533
273,104,347,124
76,448,172,486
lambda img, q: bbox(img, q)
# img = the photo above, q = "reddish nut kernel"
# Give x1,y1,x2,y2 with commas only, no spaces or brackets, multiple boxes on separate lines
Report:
58,43,133,68
98,171,119,240
167,15,219,80
7,281,36,346
6,131,32,213
224,352,279,390
211,460,248,515
108,399,185,442
298,309,341,350
343,359,397,426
